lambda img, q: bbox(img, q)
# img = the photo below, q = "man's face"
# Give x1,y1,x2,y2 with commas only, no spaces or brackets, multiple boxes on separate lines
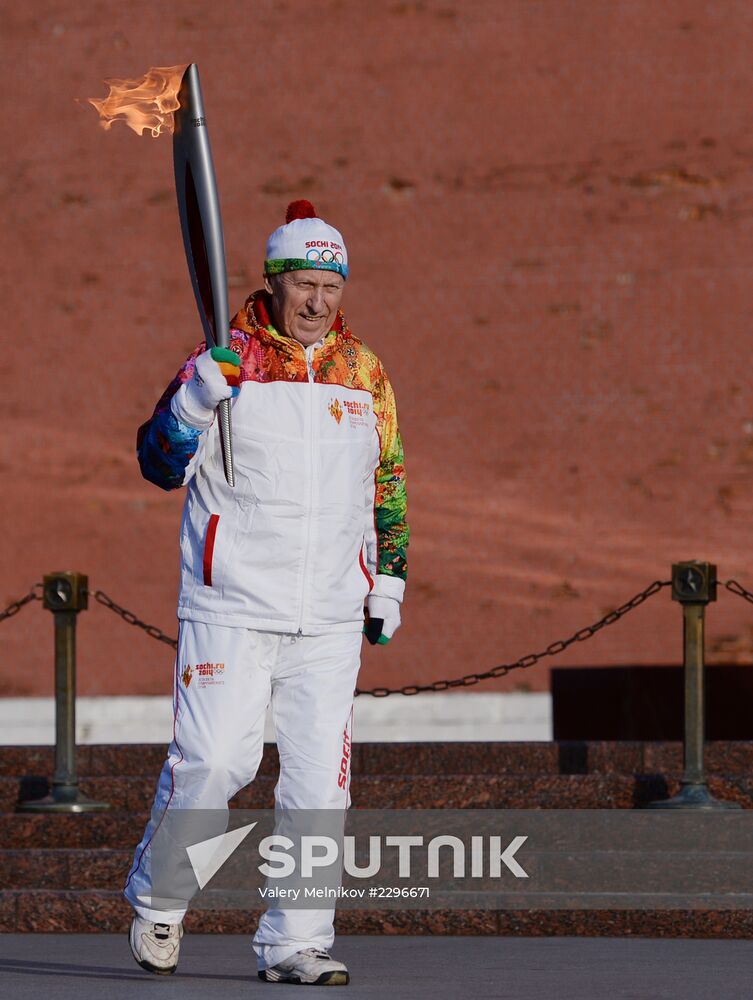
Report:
264,270,345,347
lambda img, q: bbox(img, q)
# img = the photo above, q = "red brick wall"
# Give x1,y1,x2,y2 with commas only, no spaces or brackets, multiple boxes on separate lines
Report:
3,1,753,696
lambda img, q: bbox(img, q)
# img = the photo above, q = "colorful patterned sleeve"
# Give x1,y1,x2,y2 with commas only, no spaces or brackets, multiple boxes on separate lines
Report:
373,363,409,584
136,342,207,491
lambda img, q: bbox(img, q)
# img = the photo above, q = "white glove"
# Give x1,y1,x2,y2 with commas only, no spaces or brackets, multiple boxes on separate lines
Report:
364,595,401,645
170,348,240,430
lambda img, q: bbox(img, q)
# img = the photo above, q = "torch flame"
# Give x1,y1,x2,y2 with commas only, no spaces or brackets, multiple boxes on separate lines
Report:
87,65,187,137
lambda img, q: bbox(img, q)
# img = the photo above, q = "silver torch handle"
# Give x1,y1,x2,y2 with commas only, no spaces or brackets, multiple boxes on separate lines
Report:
173,63,235,487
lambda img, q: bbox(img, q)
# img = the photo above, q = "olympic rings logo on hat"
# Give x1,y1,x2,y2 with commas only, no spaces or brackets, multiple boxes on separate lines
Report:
306,247,345,264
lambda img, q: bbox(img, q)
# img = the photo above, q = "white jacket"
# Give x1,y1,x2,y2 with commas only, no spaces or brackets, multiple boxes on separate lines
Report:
137,293,409,634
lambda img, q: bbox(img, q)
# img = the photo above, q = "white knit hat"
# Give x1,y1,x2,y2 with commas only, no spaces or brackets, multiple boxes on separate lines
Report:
265,200,349,279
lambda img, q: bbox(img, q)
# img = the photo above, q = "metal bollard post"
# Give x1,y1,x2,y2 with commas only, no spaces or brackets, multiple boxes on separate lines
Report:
18,572,109,813
648,560,739,810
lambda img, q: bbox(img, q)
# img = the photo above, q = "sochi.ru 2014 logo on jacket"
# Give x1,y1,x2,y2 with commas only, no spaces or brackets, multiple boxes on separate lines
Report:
329,397,371,429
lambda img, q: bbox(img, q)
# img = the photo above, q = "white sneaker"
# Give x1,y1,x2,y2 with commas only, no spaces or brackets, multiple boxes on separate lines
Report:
128,915,183,975
259,947,349,985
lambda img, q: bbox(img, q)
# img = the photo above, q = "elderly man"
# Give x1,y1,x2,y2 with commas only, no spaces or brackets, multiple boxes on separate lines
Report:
123,201,409,986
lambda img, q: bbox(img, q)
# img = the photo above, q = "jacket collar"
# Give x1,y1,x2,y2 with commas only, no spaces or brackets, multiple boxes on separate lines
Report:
231,290,347,345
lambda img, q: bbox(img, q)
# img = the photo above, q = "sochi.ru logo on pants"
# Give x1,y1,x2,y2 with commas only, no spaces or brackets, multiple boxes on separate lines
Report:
181,662,225,689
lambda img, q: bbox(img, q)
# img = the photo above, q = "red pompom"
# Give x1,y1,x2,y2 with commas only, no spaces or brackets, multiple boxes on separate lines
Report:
286,199,317,223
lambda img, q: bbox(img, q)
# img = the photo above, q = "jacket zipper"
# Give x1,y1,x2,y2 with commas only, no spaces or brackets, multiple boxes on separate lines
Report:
296,341,318,634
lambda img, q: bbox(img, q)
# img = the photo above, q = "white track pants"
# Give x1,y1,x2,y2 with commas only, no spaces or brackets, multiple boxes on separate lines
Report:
123,622,362,970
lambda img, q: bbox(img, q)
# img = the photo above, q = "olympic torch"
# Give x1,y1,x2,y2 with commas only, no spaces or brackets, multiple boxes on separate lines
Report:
172,64,235,487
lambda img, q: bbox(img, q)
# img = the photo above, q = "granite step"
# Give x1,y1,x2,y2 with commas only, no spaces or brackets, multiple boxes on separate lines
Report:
1,775,281,813
2,888,753,937
2,741,752,937
0,812,144,850
0,849,131,890
3,775,753,849
5,772,753,818
4,741,753,780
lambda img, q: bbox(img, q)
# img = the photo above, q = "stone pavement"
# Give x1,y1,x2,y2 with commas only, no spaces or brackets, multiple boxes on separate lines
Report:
1,935,753,999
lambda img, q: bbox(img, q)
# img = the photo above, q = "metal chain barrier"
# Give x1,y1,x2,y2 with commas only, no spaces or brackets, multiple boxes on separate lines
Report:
721,579,753,606
357,578,671,696
0,585,42,624
91,589,178,650
7,573,753,697
0,576,682,694
81,580,668,698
